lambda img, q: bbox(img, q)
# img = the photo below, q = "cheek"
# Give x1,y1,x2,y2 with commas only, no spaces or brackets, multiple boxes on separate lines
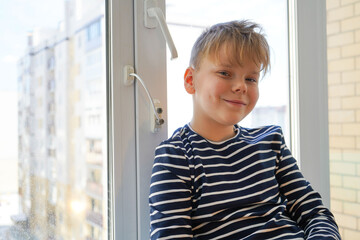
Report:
250,87,259,103
212,81,228,95
201,81,226,100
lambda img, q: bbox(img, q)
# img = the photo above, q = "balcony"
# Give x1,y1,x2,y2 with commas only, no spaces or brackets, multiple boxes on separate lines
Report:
86,211,103,228
10,213,29,229
86,181,103,199
86,152,102,167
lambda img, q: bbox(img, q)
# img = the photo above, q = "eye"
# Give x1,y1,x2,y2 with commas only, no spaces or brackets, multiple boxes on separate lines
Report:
218,71,231,77
246,78,258,83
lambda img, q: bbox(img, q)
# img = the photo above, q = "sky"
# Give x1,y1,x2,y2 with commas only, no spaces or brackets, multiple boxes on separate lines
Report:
0,0,290,156
0,0,64,160
0,0,64,92
0,0,288,95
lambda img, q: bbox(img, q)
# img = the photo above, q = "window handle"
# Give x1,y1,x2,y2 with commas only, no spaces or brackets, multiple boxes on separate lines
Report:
144,0,178,60
123,65,165,133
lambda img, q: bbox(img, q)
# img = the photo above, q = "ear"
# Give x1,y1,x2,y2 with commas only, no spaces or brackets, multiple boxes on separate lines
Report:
184,67,195,94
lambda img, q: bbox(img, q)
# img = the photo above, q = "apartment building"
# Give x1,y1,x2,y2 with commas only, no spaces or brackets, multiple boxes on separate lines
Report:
16,0,106,239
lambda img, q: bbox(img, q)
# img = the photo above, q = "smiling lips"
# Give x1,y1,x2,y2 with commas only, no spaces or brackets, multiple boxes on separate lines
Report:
224,99,247,106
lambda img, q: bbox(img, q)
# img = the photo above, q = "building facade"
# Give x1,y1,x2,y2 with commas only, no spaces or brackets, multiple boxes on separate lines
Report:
16,0,107,239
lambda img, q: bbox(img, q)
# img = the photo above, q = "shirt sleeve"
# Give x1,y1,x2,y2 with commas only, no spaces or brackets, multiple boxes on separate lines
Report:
149,141,194,240
275,128,341,240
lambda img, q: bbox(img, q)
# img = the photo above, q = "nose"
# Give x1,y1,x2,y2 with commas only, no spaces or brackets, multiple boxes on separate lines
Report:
233,78,247,94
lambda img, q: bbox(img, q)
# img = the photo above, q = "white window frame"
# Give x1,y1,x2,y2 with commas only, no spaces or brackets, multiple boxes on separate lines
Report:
108,0,330,238
289,0,330,207
107,0,137,239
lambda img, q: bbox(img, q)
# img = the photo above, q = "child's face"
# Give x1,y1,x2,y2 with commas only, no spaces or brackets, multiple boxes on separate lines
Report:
184,46,260,129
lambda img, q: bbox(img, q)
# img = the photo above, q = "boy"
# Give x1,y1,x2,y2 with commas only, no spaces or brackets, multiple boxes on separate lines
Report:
149,20,340,239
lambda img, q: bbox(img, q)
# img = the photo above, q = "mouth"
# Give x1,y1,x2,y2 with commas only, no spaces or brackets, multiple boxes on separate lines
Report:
224,99,247,106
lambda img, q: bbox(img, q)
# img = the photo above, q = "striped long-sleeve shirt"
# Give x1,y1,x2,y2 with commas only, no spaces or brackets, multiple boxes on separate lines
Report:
149,124,340,240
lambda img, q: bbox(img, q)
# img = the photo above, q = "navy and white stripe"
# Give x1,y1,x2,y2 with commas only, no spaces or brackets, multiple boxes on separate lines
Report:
149,124,340,240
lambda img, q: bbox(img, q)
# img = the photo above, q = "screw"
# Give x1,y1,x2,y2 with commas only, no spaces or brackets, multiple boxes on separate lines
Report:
156,118,165,125
156,107,163,114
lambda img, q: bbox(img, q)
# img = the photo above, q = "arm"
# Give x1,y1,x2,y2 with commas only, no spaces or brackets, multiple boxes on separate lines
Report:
275,128,341,240
149,142,193,239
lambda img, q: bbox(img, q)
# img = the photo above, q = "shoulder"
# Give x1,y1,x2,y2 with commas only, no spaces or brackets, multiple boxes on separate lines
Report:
154,125,191,164
156,126,187,152
238,125,284,143
153,126,192,176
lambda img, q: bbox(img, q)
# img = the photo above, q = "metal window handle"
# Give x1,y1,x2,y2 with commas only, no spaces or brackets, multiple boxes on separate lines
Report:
123,65,165,133
144,0,178,60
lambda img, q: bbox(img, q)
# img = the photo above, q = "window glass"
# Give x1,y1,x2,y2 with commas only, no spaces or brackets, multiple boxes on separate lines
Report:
0,0,108,239
166,0,290,143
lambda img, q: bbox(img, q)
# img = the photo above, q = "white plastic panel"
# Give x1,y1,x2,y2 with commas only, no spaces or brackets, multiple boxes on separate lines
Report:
134,0,168,239
293,0,330,207
108,0,137,239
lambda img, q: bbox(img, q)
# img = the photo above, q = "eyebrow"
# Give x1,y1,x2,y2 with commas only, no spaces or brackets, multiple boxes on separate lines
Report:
216,62,233,68
215,61,261,75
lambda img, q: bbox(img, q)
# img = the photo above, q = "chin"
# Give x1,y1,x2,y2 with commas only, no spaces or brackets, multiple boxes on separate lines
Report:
221,119,243,127
227,115,246,123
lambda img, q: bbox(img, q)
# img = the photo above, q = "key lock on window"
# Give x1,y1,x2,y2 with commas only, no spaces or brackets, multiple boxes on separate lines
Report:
124,0,177,133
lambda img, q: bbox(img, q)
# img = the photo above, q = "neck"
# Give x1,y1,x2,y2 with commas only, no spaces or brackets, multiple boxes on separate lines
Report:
189,119,236,142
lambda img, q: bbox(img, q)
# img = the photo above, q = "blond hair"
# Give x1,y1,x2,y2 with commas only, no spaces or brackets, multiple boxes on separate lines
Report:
190,20,270,75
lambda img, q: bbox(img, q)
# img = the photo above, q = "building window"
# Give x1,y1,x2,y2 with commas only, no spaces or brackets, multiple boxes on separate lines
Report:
87,20,101,42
